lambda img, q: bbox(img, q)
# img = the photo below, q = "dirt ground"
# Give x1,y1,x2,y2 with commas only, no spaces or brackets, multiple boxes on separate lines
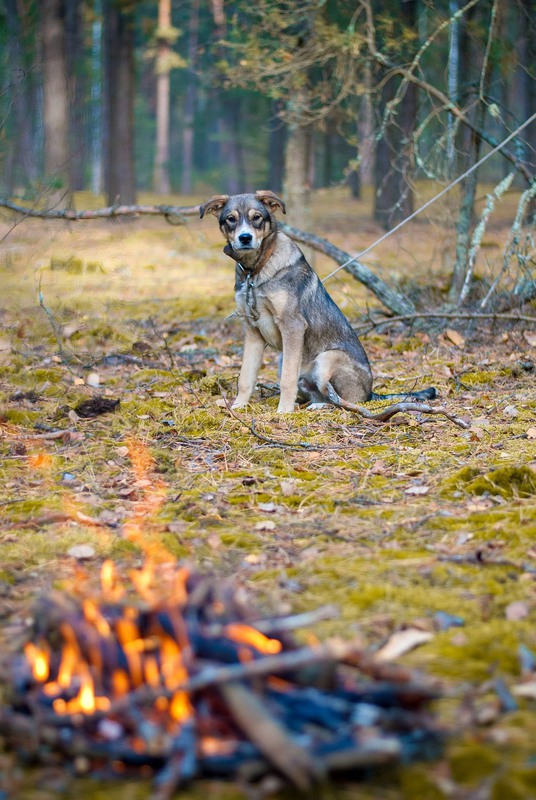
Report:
0,186,535,799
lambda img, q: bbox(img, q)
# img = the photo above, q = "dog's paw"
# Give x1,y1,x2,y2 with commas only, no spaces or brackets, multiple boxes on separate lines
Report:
306,402,330,411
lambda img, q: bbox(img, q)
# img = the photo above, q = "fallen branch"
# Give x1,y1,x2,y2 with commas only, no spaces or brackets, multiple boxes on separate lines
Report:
352,310,536,334
325,384,470,429
1,198,414,317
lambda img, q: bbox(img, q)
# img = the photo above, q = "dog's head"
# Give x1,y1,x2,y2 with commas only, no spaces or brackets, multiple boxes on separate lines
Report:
199,190,286,255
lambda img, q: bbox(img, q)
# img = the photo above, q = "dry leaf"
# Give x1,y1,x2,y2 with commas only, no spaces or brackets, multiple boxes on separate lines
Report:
404,485,430,496
512,682,536,699
374,629,434,662
523,331,536,347
280,479,298,497
86,372,100,387
67,544,96,560
505,601,529,621
503,405,518,418
445,328,465,348
258,502,277,513
526,427,536,440
254,520,276,531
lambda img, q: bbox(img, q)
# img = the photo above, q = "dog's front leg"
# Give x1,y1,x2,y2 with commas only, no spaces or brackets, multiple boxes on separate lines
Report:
277,323,305,413
232,326,265,409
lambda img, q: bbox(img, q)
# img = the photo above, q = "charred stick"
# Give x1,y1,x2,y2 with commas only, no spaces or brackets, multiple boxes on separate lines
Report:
219,681,315,790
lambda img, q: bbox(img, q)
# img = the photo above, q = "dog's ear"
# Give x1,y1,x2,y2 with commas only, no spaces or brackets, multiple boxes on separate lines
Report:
255,190,286,215
199,194,230,219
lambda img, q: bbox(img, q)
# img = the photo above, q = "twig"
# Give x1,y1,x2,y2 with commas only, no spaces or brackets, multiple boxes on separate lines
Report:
218,387,318,450
437,552,536,574
1,511,113,531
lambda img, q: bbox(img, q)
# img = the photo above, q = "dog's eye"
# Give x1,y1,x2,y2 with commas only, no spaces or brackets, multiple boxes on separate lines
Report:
226,216,236,224
252,214,263,222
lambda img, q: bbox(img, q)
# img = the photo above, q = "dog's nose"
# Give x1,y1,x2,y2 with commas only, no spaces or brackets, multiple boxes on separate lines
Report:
238,232,253,245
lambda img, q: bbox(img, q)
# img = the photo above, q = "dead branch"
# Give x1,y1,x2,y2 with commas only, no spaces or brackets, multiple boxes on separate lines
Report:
0,198,415,317
325,384,470,429
352,310,536,334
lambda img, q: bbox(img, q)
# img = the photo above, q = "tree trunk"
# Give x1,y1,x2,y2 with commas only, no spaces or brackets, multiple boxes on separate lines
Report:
358,62,374,187
267,100,286,192
153,0,171,194
283,123,312,231
65,0,85,191
90,12,102,194
180,0,200,195
103,0,136,205
40,0,71,203
4,0,37,193
373,76,416,229
518,0,536,181
448,3,492,302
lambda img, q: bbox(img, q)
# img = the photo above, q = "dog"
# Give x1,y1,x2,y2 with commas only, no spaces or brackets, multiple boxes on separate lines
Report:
200,190,436,413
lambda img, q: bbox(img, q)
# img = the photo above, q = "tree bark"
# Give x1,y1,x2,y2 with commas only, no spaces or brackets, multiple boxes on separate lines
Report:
517,0,536,181
103,0,136,205
373,1,417,230
180,0,200,195
4,0,37,193
267,100,286,192
283,122,312,231
40,0,71,203
65,0,85,191
153,0,171,194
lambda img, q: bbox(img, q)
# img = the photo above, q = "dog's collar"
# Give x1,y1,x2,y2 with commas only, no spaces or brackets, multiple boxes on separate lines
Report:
223,233,276,277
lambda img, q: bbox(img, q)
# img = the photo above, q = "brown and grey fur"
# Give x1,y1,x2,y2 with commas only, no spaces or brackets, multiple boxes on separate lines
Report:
200,190,436,414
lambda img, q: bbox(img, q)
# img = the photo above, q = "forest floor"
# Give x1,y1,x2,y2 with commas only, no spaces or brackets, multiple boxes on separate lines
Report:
0,186,535,799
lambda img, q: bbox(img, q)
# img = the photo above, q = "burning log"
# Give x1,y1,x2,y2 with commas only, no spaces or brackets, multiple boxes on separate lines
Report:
1,562,442,799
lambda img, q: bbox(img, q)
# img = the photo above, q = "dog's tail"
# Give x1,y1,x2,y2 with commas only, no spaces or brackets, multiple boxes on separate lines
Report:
370,387,437,402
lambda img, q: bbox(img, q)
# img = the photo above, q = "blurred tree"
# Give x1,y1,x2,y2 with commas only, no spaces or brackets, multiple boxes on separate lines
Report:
40,0,71,203
180,0,200,194
103,0,136,204
3,0,38,193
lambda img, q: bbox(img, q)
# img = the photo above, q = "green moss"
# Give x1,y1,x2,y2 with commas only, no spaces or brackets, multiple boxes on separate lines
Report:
466,466,536,499
441,465,536,499
1,408,40,425
449,742,501,785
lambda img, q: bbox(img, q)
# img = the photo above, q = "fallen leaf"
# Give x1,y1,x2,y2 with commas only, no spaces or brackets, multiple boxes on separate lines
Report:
503,404,518,418
526,427,536,440
280,479,297,497
404,485,430,496
512,682,536,699
374,629,434,662
445,328,465,348
505,601,529,621
258,502,277,513
115,446,129,457
523,331,536,347
86,372,100,388
254,520,276,531
67,544,96,560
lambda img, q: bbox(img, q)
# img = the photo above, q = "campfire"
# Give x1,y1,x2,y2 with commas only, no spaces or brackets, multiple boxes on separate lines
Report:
1,561,442,799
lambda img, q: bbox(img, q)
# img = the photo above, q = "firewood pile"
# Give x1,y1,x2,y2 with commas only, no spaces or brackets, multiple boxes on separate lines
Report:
0,563,442,799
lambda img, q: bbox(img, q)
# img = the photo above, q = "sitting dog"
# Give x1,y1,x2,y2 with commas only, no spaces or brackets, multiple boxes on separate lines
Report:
200,190,436,413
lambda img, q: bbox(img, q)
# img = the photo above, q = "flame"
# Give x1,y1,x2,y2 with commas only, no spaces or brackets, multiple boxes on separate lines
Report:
101,559,123,601
83,599,111,637
201,737,237,756
24,642,49,682
169,691,192,722
225,623,282,654
52,669,111,716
